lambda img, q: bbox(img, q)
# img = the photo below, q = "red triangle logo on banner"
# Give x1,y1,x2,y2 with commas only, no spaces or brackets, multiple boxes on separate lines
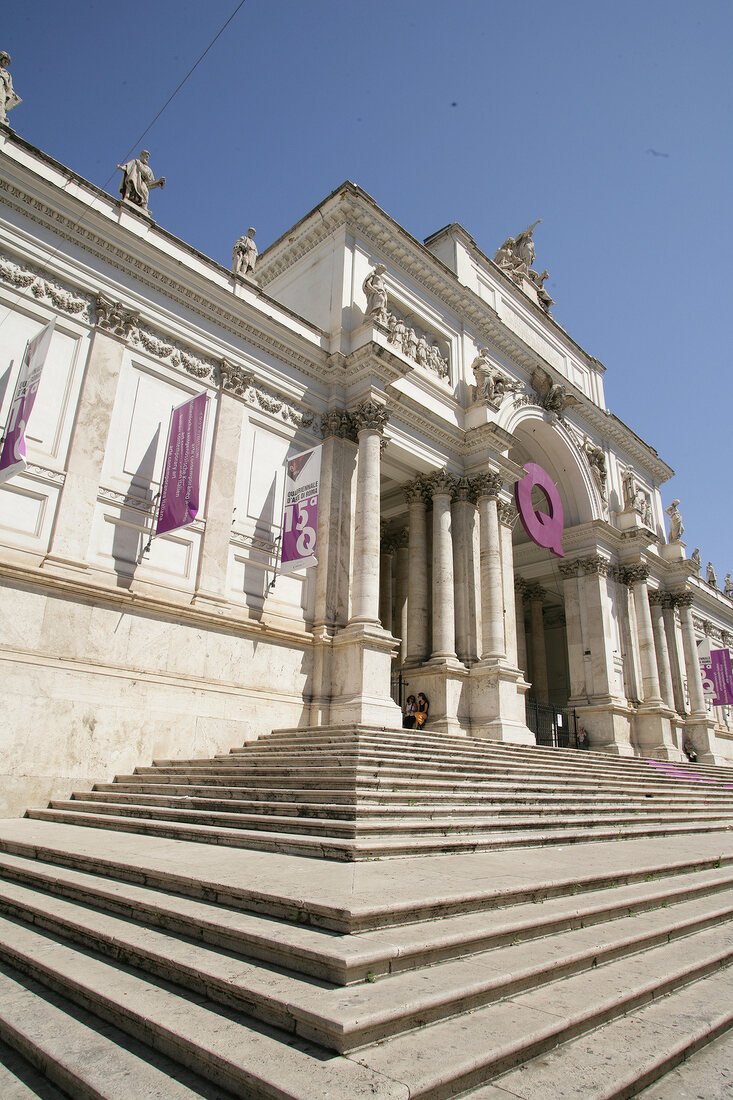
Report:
288,451,312,481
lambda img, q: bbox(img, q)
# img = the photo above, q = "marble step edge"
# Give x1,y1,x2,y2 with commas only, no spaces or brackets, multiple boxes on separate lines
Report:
47,798,733,837
3,826,731,934
0,913,730,1100
350,928,733,1099
0,877,732,1053
0,961,220,1100
0,916,408,1100
458,967,733,1100
23,808,733,865
1,849,731,987
71,788,733,816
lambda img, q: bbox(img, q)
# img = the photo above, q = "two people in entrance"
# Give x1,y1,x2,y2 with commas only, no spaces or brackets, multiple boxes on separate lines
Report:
403,693,429,730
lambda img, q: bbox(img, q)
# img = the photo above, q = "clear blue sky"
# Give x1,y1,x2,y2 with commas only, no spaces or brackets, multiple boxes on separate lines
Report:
4,1,732,577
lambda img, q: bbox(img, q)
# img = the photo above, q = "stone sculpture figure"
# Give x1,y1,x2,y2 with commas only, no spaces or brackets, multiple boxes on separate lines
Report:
584,442,607,501
472,349,521,408
0,51,21,125
707,562,718,588
665,499,684,542
724,574,733,598
514,220,542,271
416,334,430,366
532,367,577,416
494,238,525,282
363,264,389,324
528,267,554,311
691,547,701,571
116,150,165,212
388,316,407,351
232,228,258,277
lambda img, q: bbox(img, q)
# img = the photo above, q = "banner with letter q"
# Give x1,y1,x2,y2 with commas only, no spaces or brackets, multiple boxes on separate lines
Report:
280,445,322,574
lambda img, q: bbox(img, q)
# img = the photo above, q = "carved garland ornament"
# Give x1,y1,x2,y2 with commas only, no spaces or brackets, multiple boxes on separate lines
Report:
0,252,93,320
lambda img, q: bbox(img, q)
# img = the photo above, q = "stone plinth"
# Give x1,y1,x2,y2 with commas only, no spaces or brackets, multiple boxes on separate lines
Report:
328,622,402,728
468,661,533,744
408,662,469,737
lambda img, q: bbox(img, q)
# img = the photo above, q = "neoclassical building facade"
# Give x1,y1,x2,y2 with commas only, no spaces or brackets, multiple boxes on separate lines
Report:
1,129,732,816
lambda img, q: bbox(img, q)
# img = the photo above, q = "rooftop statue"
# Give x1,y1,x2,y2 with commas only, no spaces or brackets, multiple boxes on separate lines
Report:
116,150,166,213
232,228,258,277
690,547,701,571
514,219,542,271
0,51,21,126
665,499,684,543
725,574,733,598
527,267,554,312
707,562,718,588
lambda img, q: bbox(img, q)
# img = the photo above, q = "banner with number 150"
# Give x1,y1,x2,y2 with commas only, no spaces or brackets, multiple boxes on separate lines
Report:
280,445,322,574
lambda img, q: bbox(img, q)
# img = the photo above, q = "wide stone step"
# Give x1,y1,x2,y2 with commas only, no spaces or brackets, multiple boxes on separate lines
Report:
24,806,733,861
0,959,225,1099
0,848,731,987
0,915,407,1099
47,798,733,839
69,788,733,820
353,925,733,1097
463,966,733,1099
1,875,731,1053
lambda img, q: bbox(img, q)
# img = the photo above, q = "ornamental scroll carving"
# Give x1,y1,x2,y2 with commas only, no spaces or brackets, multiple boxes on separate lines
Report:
472,472,504,499
351,399,389,433
0,252,92,320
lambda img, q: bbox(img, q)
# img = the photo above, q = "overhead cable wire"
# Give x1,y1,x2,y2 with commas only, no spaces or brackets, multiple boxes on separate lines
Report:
0,0,248,332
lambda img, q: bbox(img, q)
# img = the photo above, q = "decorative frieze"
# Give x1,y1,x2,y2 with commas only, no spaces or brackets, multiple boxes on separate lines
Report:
0,251,93,320
386,311,450,381
219,359,252,398
95,293,140,339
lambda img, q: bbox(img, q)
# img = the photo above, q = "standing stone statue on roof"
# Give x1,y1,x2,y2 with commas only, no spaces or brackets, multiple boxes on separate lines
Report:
527,268,554,312
707,562,718,588
665,499,684,543
116,150,166,213
363,264,389,325
0,51,21,126
514,219,542,271
724,574,733,598
232,228,258,277
690,547,701,571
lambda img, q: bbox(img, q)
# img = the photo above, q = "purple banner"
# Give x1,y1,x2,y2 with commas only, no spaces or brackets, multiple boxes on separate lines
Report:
0,318,55,485
155,392,208,537
280,445,322,575
701,646,733,706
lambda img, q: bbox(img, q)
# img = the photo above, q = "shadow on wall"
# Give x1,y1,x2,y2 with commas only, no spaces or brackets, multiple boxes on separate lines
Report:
111,429,160,589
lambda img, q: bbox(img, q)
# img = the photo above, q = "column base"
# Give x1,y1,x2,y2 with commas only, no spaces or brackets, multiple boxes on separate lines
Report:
468,661,534,745
633,704,684,762
572,702,635,756
328,621,402,728
684,716,724,765
403,662,470,736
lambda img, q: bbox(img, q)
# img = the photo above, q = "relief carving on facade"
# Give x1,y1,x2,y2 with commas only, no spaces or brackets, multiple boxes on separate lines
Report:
219,359,253,397
583,441,607,502
472,471,504,499
531,366,578,416
362,264,389,325
95,293,140,339
387,311,450,380
497,500,517,526
471,348,523,409
622,472,653,527
0,252,92,320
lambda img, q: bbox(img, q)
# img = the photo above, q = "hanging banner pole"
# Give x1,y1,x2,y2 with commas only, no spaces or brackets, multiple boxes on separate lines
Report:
0,318,55,485
267,468,289,591
138,391,208,561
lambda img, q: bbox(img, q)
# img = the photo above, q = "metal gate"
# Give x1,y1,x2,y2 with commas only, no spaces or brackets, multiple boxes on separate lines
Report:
525,698,578,748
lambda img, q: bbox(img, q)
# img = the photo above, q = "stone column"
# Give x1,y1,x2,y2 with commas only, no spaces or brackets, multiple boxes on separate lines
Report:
429,471,458,662
329,399,401,728
379,526,395,634
677,592,707,716
663,594,687,716
627,565,663,704
452,479,478,666
528,585,550,703
559,559,586,701
475,472,505,661
649,591,676,711
498,501,519,666
394,528,409,666
194,366,244,605
349,403,386,625
43,313,134,572
405,478,429,666
515,579,528,675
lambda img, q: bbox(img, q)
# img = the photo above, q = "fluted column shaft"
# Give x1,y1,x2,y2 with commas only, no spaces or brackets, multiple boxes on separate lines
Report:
394,532,409,665
559,561,586,699
628,567,662,703
476,474,505,661
406,482,429,663
451,484,477,665
379,532,394,634
349,401,387,625
498,503,519,665
649,592,675,711
529,585,549,703
430,475,458,660
515,580,528,675
677,594,707,715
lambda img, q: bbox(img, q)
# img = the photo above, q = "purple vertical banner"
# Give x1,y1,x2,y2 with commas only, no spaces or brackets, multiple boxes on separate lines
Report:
0,318,55,485
155,392,208,537
710,648,733,705
280,445,322,574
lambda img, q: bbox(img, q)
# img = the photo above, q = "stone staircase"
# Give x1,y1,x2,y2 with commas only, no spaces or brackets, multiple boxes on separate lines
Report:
23,727,733,860
0,728,730,1097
